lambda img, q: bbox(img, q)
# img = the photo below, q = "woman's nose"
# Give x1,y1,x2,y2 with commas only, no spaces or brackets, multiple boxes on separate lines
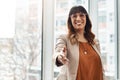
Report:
76,16,81,20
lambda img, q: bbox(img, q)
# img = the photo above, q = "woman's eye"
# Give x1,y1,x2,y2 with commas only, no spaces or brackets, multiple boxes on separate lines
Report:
80,14,84,17
80,14,85,17
71,13,86,18
73,15,77,18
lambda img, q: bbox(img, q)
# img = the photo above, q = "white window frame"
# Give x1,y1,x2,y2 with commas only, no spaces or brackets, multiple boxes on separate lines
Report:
42,0,55,80
118,0,120,79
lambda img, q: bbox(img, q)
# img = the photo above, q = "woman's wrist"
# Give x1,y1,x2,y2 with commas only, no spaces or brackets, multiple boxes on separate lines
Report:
56,55,63,66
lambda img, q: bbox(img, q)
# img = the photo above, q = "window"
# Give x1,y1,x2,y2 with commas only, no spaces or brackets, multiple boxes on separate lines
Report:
0,0,15,38
97,0,117,79
0,0,42,80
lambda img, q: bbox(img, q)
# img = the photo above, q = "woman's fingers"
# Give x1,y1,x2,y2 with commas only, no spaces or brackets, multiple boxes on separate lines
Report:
62,47,67,56
57,46,69,64
58,54,69,64
63,47,66,52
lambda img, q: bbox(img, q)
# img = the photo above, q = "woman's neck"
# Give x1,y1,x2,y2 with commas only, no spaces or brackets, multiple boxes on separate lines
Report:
76,32,87,42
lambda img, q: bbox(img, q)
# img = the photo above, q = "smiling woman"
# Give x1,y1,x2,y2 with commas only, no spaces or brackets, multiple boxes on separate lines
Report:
54,1,89,80
53,5,104,80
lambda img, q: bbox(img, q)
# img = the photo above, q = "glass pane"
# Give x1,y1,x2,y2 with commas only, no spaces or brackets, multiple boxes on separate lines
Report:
15,0,42,80
97,0,117,80
0,0,15,38
0,0,42,80
54,0,88,79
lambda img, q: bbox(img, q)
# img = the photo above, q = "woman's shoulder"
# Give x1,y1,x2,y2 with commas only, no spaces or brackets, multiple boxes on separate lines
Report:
94,39,100,45
57,34,68,39
93,39,101,53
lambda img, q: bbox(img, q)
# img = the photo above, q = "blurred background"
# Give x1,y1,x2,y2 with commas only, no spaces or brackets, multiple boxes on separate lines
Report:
0,0,120,80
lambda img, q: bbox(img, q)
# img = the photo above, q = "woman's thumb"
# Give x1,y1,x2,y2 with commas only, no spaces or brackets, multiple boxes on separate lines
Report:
63,47,66,52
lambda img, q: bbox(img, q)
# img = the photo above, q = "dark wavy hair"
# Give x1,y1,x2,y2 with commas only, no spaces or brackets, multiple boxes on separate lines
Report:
67,5,95,45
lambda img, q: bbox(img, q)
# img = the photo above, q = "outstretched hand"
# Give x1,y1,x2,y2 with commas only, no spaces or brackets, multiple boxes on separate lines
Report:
58,47,69,65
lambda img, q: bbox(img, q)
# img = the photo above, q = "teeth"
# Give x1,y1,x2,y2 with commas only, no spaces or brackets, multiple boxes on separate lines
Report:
76,23,81,25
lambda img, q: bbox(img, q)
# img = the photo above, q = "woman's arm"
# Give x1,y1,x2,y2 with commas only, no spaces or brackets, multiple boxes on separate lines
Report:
53,34,68,67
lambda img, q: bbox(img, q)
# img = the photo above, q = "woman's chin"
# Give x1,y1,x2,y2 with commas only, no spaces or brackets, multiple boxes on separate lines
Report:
75,27,84,32
75,26,84,30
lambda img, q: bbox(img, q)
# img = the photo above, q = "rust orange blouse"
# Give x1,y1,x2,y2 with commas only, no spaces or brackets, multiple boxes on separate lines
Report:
76,42,103,80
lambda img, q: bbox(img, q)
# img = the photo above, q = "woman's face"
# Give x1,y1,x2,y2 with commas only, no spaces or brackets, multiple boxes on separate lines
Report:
70,12,86,31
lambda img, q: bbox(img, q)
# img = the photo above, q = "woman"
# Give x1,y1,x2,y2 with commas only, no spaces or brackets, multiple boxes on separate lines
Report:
53,5,104,80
